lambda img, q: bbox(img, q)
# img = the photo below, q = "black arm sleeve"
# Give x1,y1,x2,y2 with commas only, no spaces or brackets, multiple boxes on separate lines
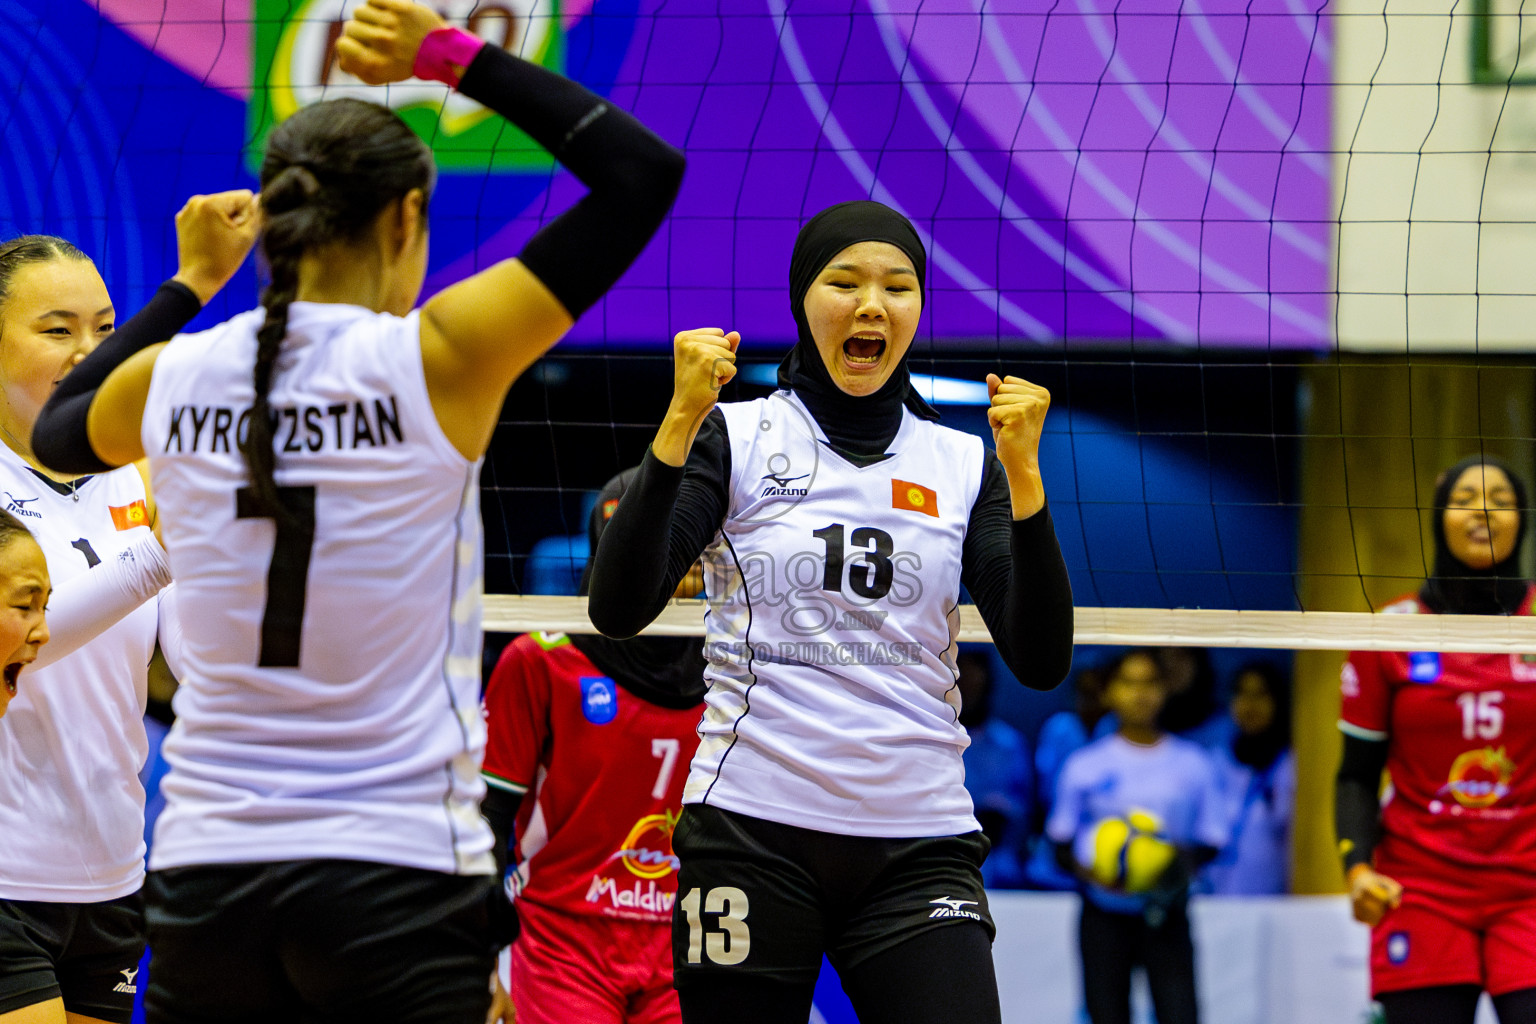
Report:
35,52,683,476
481,786,523,946
588,410,731,638
960,455,1074,691
1335,732,1388,872
32,280,203,475
482,787,524,880
455,46,685,318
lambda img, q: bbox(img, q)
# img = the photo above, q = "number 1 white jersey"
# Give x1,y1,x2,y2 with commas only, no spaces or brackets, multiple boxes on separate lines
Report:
140,302,493,876
691,391,986,838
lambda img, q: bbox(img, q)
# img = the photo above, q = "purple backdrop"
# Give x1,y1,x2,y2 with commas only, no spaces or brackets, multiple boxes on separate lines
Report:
73,0,1331,349
515,0,1333,348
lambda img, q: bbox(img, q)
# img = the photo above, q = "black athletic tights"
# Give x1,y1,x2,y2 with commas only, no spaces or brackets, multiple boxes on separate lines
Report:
676,923,1001,1024
1379,985,1536,1023
1078,899,1197,1024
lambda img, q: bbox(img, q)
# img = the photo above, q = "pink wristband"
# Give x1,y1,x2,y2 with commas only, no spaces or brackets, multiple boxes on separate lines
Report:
413,26,486,87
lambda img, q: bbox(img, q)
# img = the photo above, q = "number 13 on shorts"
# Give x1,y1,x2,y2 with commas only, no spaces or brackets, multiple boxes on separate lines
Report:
680,886,751,965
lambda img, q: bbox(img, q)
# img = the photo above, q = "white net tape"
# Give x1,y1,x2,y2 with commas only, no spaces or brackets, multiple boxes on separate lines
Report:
482,596,1536,653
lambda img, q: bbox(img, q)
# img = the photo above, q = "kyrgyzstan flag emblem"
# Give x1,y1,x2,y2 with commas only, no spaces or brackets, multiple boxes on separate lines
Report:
892,479,938,518
109,500,150,531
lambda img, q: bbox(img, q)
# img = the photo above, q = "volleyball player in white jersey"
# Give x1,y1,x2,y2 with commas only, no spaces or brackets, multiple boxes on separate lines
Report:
0,219,255,1024
30,2,682,1020
0,508,50,722
589,201,1075,1024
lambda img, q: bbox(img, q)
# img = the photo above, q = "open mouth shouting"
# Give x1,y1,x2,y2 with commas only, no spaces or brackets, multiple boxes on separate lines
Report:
4,656,29,698
842,334,887,369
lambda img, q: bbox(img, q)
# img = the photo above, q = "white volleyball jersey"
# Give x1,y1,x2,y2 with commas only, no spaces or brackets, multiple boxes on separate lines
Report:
689,391,986,837
140,302,493,876
0,450,158,901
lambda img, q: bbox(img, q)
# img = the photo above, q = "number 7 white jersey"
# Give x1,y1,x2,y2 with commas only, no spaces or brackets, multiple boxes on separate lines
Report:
140,302,492,876
691,390,986,838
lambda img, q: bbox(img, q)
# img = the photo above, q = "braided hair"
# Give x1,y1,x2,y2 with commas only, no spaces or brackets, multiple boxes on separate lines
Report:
248,99,435,518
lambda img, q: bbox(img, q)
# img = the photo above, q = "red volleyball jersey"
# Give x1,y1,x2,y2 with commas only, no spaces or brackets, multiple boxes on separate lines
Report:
1340,587,1536,898
482,632,702,922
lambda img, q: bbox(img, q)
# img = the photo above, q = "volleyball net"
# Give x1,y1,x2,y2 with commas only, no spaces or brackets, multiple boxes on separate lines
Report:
480,596,1536,652
5,1,1536,651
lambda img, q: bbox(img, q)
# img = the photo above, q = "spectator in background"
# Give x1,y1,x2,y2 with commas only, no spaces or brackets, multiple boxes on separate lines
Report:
1048,649,1228,1024
1156,646,1232,749
958,649,1033,889
1203,662,1294,895
1027,662,1108,890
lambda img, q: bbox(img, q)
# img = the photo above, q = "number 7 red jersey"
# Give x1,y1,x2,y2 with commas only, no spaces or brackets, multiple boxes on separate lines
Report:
481,631,703,923
1340,587,1536,898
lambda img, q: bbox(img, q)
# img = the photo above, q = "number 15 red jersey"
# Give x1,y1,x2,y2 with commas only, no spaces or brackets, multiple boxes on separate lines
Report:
1341,587,1536,899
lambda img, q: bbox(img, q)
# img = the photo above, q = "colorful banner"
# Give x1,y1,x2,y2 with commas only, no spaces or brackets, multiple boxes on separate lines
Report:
3,0,1329,348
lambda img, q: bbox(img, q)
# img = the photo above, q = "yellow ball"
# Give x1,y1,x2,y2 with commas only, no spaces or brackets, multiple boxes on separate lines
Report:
1089,817,1132,887
1088,811,1177,893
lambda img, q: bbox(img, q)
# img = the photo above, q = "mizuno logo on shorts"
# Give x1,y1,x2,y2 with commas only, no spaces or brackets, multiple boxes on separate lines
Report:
928,896,981,920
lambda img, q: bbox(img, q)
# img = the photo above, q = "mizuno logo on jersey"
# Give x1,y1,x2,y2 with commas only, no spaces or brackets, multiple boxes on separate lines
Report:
113,967,139,994
760,470,809,498
928,896,982,920
4,492,40,519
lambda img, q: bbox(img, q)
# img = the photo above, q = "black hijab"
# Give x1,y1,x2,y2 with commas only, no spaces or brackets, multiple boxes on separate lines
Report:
572,469,707,708
776,201,940,459
1155,646,1218,736
1230,662,1291,772
1418,455,1530,615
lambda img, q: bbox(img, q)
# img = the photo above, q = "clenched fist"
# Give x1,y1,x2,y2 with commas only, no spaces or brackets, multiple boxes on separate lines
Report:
173,190,261,305
987,372,1050,519
335,0,446,86
652,328,740,466
1347,863,1403,927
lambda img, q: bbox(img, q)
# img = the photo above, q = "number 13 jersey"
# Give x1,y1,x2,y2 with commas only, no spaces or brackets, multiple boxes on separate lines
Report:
693,391,985,838
140,302,493,877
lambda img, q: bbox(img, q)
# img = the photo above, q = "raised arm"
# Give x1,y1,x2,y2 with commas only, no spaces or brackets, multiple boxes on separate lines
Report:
30,191,261,473
337,0,686,459
961,373,1073,691
587,413,731,638
588,329,739,637
962,464,1073,691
